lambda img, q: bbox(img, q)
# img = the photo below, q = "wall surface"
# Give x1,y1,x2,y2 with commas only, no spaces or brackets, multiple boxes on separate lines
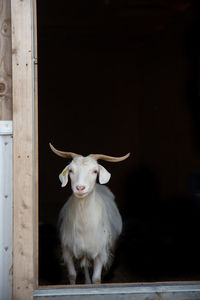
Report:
0,1,13,299
0,0,12,120
0,124,13,300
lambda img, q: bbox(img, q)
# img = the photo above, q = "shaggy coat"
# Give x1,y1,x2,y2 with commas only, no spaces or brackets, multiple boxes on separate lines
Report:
59,184,122,269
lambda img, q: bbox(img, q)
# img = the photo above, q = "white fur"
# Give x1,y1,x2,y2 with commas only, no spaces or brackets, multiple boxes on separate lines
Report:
58,156,122,284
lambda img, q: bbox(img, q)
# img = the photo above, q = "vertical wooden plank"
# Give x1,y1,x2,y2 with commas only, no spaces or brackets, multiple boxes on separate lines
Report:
0,0,12,120
11,0,35,299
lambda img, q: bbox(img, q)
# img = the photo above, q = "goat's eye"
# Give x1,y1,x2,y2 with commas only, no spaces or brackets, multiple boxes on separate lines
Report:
93,170,98,174
69,169,73,174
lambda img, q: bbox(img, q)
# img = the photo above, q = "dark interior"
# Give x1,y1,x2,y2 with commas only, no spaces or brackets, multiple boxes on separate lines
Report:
37,0,200,285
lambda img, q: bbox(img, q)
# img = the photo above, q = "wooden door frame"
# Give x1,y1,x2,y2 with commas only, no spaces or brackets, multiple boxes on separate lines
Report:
11,0,37,298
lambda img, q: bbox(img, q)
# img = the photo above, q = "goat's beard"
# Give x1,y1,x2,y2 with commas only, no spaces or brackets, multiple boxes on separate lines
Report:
73,188,95,199
75,193,88,199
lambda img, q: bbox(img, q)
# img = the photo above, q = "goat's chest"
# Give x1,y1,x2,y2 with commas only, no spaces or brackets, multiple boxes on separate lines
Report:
71,198,106,258
74,199,102,235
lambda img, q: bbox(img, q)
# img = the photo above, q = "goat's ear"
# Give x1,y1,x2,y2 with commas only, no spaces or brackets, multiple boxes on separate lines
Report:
59,165,69,187
98,165,111,184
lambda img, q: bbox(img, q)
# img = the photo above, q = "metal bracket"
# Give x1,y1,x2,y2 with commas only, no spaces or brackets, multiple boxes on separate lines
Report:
0,121,13,135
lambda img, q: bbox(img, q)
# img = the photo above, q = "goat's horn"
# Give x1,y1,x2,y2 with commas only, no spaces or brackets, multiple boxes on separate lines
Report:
49,143,80,159
89,153,130,162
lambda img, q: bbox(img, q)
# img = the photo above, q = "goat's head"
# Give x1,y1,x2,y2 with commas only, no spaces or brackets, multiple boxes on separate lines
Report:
50,143,130,199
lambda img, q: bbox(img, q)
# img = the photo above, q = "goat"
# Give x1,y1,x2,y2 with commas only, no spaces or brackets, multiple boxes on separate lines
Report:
50,143,130,284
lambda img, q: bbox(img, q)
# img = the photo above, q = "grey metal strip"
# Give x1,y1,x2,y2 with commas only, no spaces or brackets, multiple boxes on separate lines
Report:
34,283,200,298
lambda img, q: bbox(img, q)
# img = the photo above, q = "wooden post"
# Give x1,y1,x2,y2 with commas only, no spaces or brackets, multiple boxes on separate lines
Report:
0,0,12,120
11,0,35,299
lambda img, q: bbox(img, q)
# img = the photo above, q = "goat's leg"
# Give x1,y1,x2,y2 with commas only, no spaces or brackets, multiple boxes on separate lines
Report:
84,266,91,284
80,256,91,284
63,249,76,284
92,255,103,284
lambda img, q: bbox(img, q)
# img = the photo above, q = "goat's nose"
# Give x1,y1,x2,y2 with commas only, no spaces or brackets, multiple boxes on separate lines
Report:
76,185,86,192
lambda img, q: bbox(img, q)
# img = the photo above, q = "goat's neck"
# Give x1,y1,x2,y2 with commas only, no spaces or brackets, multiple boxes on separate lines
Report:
71,188,100,222
72,188,96,206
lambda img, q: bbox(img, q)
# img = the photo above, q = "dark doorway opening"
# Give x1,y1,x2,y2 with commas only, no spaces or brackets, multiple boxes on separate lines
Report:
37,0,200,285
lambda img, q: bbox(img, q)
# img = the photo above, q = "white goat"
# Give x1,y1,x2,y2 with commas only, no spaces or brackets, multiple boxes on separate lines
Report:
50,143,130,284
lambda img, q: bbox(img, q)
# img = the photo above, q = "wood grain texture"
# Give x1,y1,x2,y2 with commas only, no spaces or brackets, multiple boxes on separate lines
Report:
0,0,12,120
11,0,35,299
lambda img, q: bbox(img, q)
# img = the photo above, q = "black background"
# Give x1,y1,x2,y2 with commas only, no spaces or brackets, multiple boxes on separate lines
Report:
37,0,200,284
